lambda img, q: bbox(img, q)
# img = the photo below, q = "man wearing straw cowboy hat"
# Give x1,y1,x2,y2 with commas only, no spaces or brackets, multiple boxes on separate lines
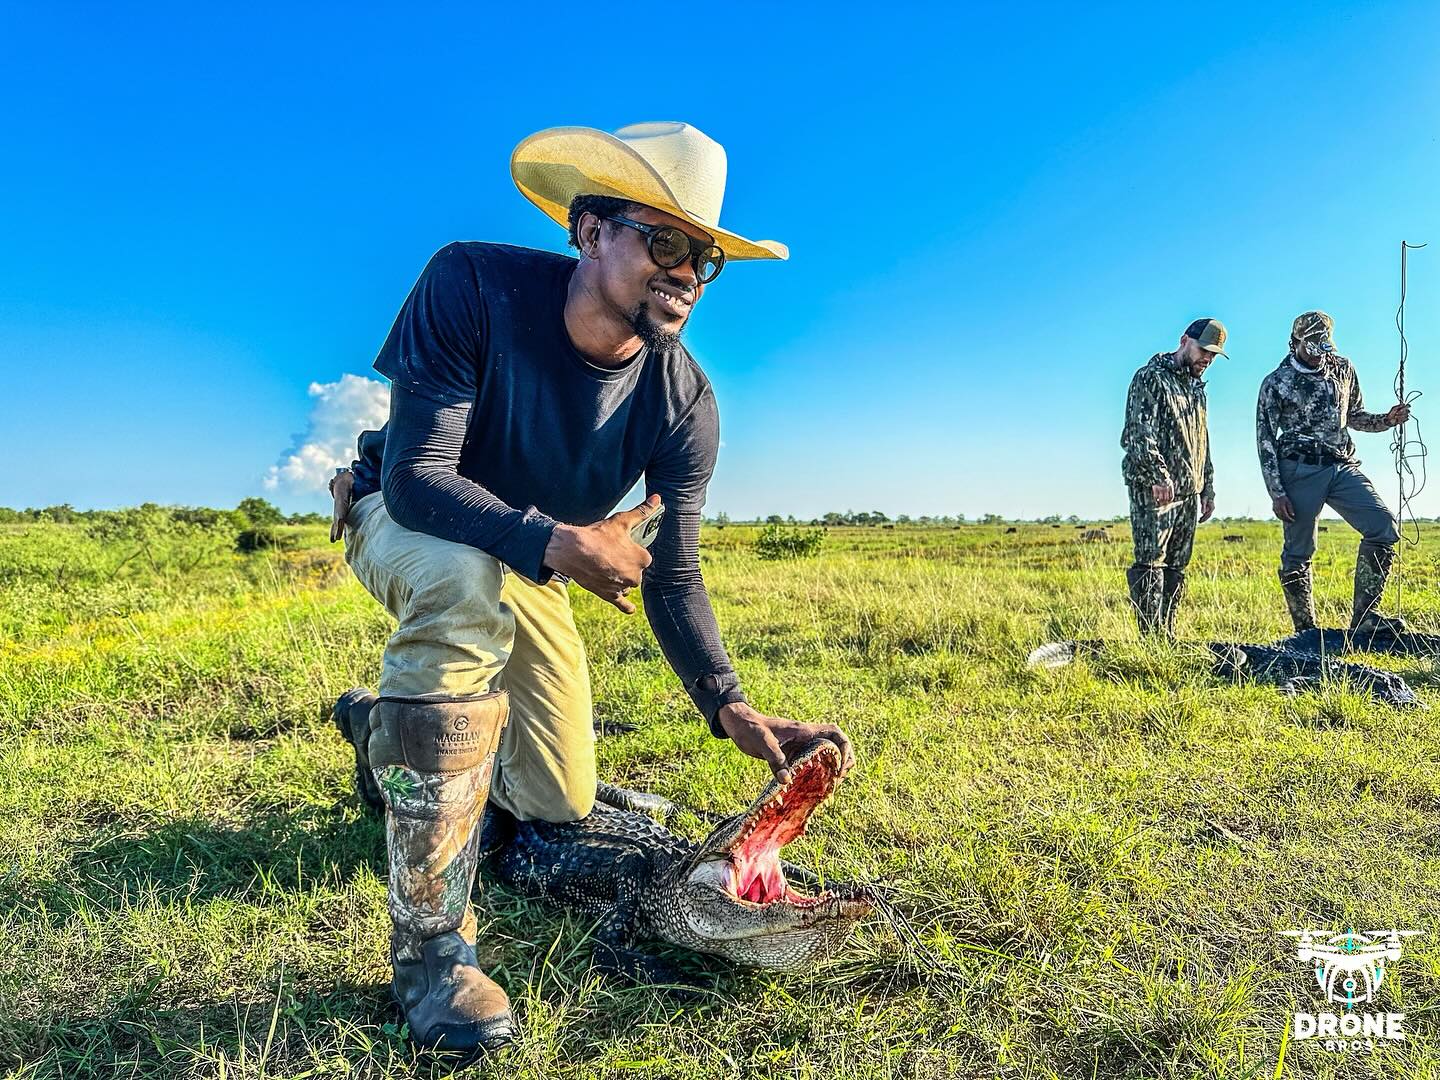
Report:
326,121,856,1057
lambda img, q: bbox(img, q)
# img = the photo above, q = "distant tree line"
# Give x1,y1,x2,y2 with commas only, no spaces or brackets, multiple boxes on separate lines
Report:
700,511,1391,526
0,498,326,528
707,511,1033,527
5,501,1413,534
0,498,329,554
707,510,975,527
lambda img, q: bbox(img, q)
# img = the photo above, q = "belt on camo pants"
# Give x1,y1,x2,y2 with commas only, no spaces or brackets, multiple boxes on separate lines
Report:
1281,449,1343,467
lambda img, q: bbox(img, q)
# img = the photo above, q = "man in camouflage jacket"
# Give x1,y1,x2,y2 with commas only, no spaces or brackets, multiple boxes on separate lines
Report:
1121,318,1226,636
1256,310,1411,633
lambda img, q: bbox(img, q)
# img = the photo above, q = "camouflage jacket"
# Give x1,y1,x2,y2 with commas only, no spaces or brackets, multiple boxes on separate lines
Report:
1121,352,1213,500
1255,354,1390,499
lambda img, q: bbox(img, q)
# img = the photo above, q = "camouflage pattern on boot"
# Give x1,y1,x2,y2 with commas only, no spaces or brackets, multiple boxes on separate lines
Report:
368,694,516,1056
1126,566,1164,636
378,754,492,954
1351,542,1405,634
1278,565,1318,633
1160,569,1186,639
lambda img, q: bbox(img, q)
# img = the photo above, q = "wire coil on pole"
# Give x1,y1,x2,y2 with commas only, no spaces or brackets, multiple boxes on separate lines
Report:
1392,240,1427,614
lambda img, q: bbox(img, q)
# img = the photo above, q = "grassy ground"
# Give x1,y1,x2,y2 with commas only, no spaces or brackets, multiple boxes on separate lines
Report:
5,518,1440,1078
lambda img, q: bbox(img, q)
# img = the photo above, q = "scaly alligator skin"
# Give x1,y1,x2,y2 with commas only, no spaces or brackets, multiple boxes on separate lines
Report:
1028,631,1430,709
1205,641,1419,708
1277,627,1440,657
481,739,873,979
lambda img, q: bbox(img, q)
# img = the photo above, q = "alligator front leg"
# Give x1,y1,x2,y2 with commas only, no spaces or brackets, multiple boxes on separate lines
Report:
588,852,693,988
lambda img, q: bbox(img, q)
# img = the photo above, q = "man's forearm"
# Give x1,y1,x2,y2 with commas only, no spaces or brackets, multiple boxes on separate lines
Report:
1256,394,1287,499
1121,379,1175,489
1121,426,1172,489
382,385,559,581
1347,371,1392,433
1347,410,1392,433
1258,444,1286,500
644,582,747,734
640,506,746,735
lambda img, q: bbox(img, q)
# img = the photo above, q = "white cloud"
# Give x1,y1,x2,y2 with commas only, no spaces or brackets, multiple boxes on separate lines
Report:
264,375,390,493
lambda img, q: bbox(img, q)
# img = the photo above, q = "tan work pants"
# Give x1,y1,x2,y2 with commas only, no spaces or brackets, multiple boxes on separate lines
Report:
343,492,596,822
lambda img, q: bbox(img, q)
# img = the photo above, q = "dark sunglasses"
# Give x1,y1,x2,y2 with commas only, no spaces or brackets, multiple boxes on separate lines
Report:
604,215,725,284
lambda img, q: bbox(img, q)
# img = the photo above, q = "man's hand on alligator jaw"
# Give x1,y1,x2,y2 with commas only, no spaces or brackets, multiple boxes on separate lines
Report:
717,702,856,784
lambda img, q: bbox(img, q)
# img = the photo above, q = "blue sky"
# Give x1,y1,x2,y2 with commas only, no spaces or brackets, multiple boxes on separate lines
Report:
3,2,1437,520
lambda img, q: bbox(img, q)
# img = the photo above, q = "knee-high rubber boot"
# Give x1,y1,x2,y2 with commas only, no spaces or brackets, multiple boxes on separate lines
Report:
1126,566,1164,636
1351,542,1405,634
1278,565,1317,633
333,688,382,814
1159,569,1186,639
367,693,516,1059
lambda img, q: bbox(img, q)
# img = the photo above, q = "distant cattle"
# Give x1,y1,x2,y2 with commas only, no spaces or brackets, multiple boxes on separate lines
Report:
1051,523,1061,528
1082,528,1111,543
1005,526,1018,534
1223,534,1245,543
1074,524,1087,530
1318,525,1329,532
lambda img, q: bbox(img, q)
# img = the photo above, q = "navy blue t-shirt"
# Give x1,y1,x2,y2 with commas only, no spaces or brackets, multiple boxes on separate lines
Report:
352,242,746,729
354,242,720,579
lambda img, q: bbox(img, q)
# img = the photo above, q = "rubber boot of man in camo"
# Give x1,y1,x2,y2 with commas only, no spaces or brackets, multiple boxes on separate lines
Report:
1159,569,1186,638
336,690,515,1061
1126,566,1165,636
1352,541,1403,635
1277,564,1318,633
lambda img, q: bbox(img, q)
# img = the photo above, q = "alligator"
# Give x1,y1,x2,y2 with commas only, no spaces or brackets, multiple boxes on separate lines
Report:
333,697,876,979
479,737,874,980
1028,630,1433,709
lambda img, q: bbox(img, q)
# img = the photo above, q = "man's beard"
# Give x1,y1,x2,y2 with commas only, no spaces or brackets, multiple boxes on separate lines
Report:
628,300,685,350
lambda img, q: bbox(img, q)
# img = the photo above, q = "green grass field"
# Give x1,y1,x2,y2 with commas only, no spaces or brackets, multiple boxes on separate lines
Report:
6,516,1440,1079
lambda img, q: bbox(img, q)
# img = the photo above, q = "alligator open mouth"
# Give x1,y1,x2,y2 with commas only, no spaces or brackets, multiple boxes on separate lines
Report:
724,744,837,904
686,739,867,911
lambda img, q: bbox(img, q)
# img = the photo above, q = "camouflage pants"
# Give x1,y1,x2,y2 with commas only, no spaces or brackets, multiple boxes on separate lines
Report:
1278,460,1399,571
1128,490,1199,570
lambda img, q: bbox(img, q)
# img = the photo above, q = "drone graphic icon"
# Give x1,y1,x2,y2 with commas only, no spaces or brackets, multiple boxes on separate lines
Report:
1280,929,1423,1007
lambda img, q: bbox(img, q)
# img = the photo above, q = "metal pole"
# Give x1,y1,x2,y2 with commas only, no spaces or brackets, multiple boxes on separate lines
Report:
1397,243,1406,614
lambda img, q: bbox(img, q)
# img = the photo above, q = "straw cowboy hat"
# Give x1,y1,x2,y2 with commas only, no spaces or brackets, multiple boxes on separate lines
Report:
511,121,788,261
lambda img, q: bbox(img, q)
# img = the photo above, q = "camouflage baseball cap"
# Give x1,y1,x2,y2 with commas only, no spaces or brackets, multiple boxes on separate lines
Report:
1184,317,1228,356
1292,310,1336,351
